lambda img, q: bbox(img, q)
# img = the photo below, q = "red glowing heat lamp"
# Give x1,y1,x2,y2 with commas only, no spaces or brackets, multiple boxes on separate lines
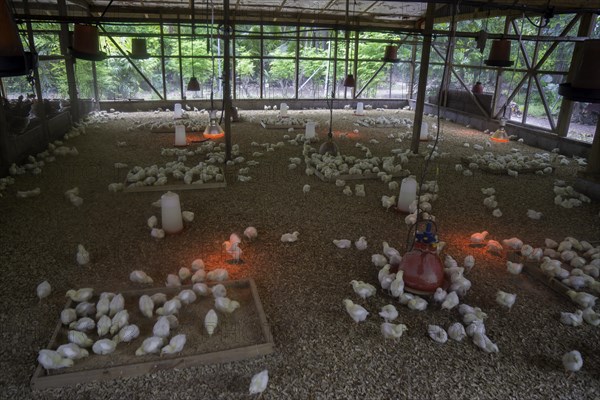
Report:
490,118,509,143
391,221,445,295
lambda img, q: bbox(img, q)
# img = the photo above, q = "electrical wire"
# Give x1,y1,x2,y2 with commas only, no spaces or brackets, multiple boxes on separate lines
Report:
405,2,457,251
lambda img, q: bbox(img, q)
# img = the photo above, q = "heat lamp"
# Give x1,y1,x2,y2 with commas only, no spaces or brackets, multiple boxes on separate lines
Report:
392,220,445,295
204,109,224,138
490,118,509,143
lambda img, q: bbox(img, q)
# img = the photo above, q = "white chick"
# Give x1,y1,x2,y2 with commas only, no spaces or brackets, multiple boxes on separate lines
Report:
582,308,600,326
139,295,154,318
343,186,353,196
472,332,499,353
96,315,111,337
506,261,523,275
355,236,367,251
407,297,428,311
343,299,369,323
178,267,192,282
371,254,388,267
567,290,597,308
76,244,90,265
161,334,187,355
492,208,503,218
562,350,583,374
244,227,258,241
447,322,466,342
527,209,542,220
206,268,229,282
212,284,227,298
191,259,205,271
108,293,124,317
428,325,448,343
486,240,503,255
156,298,182,316
215,297,240,313
333,239,352,249
390,271,405,298
151,228,165,239
470,231,489,244
496,291,516,310
56,343,89,360
381,322,408,339
441,291,459,310
37,349,74,370
36,281,51,301
61,309,77,325
65,288,94,302
92,339,117,355
350,280,376,299
463,255,475,272
166,274,182,287
177,289,197,305
302,184,311,194
433,287,447,303
379,304,399,322
147,215,157,229
281,231,300,243
135,336,165,356
193,283,211,296
381,195,396,211
560,310,584,326
382,242,401,263
130,270,153,284
502,237,523,250
249,369,269,396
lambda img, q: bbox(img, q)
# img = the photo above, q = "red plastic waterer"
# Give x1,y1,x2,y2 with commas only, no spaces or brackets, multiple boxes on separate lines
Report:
391,221,445,295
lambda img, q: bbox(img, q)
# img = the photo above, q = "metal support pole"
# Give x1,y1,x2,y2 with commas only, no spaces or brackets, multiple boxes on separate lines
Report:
23,0,49,142
178,21,184,99
354,62,386,98
160,20,167,100
223,0,232,161
410,2,435,154
294,26,300,99
259,24,263,99
57,0,80,121
409,41,416,99
352,30,359,99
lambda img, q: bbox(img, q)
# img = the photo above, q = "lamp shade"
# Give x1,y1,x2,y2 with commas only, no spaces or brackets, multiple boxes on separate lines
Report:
490,119,509,143
558,39,600,103
484,39,513,67
0,0,37,77
383,45,399,63
343,74,355,88
204,110,224,139
129,38,150,59
70,24,106,61
187,77,200,91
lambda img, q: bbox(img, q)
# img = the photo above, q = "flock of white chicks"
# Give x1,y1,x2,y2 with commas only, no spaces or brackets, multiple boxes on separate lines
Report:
470,230,600,374
343,241,501,353
339,229,599,375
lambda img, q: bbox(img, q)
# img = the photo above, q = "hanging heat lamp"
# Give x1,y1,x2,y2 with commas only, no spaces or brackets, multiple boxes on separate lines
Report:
187,77,200,91
484,39,513,67
558,39,600,103
69,24,106,61
382,45,399,63
490,118,509,143
343,73,355,88
129,38,150,60
0,0,37,78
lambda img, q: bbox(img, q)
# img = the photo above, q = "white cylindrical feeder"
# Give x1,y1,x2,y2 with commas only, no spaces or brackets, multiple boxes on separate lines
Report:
355,102,365,116
174,103,183,119
420,122,429,141
280,103,289,117
174,125,186,146
305,121,316,139
161,191,183,234
397,177,417,212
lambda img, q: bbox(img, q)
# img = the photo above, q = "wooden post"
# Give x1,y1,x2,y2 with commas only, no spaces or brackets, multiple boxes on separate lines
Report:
556,13,596,137
491,16,511,120
91,61,100,109
441,16,456,108
411,2,435,154
259,25,263,99
522,19,544,125
57,0,80,122
223,0,232,161
587,120,600,179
